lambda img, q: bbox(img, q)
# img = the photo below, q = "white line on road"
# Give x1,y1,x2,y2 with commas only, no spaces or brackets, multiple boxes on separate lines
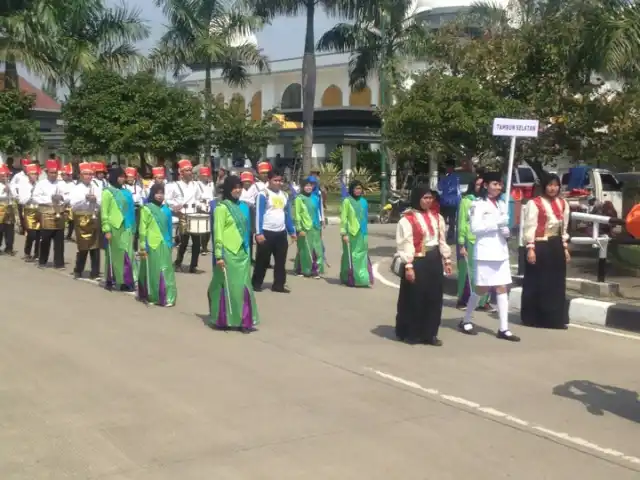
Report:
367,368,640,467
371,261,640,341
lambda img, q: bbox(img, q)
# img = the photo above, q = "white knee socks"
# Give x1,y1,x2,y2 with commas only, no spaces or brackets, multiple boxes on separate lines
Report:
496,292,509,332
464,292,480,323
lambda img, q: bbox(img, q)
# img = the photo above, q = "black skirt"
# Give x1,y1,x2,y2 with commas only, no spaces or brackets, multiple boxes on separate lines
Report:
395,249,444,343
521,236,567,328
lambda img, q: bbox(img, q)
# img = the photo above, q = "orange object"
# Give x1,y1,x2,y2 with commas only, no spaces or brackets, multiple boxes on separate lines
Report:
0,164,10,175
62,164,73,175
240,171,254,183
45,159,59,171
626,204,640,239
177,159,192,170
199,166,211,176
152,166,165,178
79,162,93,173
124,167,137,177
511,188,523,201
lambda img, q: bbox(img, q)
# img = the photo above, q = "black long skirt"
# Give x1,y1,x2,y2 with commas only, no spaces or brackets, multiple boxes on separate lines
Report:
395,249,444,343
521,236,567,328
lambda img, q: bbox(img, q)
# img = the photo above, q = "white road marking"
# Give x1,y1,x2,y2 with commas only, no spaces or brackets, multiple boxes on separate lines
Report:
368,369,640,466
372,261,640,341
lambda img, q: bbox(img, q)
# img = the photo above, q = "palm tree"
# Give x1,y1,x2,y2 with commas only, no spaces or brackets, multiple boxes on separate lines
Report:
43,0,149,92
248,0,357,175
152,0,270,157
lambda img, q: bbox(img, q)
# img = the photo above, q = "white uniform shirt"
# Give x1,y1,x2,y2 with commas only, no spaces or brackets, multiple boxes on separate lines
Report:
523,197,570,244
0,182,13,201
32,179,66,206
10,171,26,191
165,180,202,214
240,186,256,206
58,180,75,203
470,198,510,261
395,210,451,263
197,181,215,203
70,181,102,211
17,181,38,205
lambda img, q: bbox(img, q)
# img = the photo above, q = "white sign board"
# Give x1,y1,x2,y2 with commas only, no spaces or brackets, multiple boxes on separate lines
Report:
492,118,539,138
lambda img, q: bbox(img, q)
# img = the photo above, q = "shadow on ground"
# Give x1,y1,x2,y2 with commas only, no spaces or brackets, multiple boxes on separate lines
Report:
553,380,640,423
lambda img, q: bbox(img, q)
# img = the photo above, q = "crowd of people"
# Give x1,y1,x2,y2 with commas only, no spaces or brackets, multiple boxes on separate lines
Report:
0,157,374,332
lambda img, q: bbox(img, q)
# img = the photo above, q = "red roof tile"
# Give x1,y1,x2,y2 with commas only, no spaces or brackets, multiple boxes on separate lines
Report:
0,73,61,111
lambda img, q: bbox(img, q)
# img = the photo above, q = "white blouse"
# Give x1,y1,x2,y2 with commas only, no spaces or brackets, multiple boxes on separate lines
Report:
395,210,452,263
523,197,570,244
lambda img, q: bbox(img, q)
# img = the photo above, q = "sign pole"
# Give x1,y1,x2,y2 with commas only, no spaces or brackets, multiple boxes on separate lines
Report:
504,135,516,204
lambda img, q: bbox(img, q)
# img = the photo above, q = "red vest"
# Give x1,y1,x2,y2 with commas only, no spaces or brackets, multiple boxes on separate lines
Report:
405,211,435,253
533,197,565,238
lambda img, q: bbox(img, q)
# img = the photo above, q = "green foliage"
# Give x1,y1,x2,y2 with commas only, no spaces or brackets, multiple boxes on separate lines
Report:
382,71,522,163
0,89,41,155
63,69,205,156
351,166,380,193
318,163,341,193
206,101,279,161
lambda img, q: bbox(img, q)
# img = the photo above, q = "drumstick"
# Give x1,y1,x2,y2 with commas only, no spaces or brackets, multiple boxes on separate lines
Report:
303,235,314,269
222,262,233,316
145,253,151,304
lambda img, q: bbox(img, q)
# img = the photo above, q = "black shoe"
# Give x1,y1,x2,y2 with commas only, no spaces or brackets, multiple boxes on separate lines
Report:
174,263,183,272
252,284,263,292
73,271,81,279
458,320,478,335
5,249,16,256
497,330,521,342
271,286,290,294
189,267,203,274
425,337,443,347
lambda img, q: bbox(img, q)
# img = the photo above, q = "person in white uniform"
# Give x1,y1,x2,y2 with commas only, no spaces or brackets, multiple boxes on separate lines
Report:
165,159,203,273
196,166,215,254
459,171,520,342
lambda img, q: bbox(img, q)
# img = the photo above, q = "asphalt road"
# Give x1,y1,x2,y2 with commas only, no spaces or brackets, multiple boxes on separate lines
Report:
1,225,639,479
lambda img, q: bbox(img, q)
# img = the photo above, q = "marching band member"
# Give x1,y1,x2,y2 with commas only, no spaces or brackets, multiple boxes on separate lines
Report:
209,175,259,331
18,164,41,260
395,186,452,346
239,171,256,261
252,169,296,293
32,159,67,269
459,171,520,342
197,166,215,255
101,167,137,291
521,173,570,329
91,162,108,189
143,166,167,199
294,177,325,278
61,164,76,241
124,167,143,250
11,158,31,233
165,159,203,273
0,164,16,255
70,162,101,279
340,180,373,287
138,183,177,306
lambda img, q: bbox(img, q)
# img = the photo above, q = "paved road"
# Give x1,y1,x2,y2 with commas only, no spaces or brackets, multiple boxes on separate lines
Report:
1,225,639,479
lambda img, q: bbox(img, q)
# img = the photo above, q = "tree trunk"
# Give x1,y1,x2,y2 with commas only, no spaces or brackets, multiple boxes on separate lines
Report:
301,1,316,175
3,56,19,90
203,63,213,162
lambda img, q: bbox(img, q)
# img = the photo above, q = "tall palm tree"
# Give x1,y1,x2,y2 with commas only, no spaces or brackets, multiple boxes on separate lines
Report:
153,0,270,157
249,0,357,174
43,0,149,92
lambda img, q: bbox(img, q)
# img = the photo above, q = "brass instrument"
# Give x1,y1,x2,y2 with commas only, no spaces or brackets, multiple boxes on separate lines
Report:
89,183,97,219
54,184,62,219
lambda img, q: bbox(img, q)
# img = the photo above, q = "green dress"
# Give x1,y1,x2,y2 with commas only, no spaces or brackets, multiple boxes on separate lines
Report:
339,196,373,287
101,186,137,289
457,193,489,305
208,200,259,329
137,204,177,306
294,194,325,277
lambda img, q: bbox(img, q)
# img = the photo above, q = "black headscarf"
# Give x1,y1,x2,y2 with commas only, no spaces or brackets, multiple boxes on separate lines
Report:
108,166,125,189
410,184,436,212
222,175,242,202
540,172,561,198
465,175,482,197
148,183,164,207
349,180,363,198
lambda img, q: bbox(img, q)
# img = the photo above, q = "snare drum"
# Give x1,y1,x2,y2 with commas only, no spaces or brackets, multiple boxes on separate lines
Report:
0,199,14,224
23,204,40,231
73,209,100,250
38,204,66,230
186,213,210,234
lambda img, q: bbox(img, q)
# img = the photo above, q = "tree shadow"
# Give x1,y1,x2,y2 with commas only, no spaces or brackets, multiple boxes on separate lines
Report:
553,380,640,423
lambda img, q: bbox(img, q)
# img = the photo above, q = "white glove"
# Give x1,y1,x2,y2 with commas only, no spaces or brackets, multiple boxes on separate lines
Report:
500,226,511,238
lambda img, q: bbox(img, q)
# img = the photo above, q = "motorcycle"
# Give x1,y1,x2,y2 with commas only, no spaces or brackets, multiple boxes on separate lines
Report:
378,191,411,224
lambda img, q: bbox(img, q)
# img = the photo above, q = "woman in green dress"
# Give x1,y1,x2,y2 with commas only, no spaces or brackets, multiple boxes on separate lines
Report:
208,175,259,332
340,180,373,287
294,177,325,278
456,175,492,310
137,183,177,306
101,167,137,291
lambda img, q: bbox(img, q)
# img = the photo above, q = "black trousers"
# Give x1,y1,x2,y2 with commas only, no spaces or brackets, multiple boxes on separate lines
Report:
39,229,64,267
66,219,74,240
252,230,288,289
175,233,201,269
24,230,40,258
441,205,457,244
201,233,209,252
0,224,15,252
75,248,100,277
